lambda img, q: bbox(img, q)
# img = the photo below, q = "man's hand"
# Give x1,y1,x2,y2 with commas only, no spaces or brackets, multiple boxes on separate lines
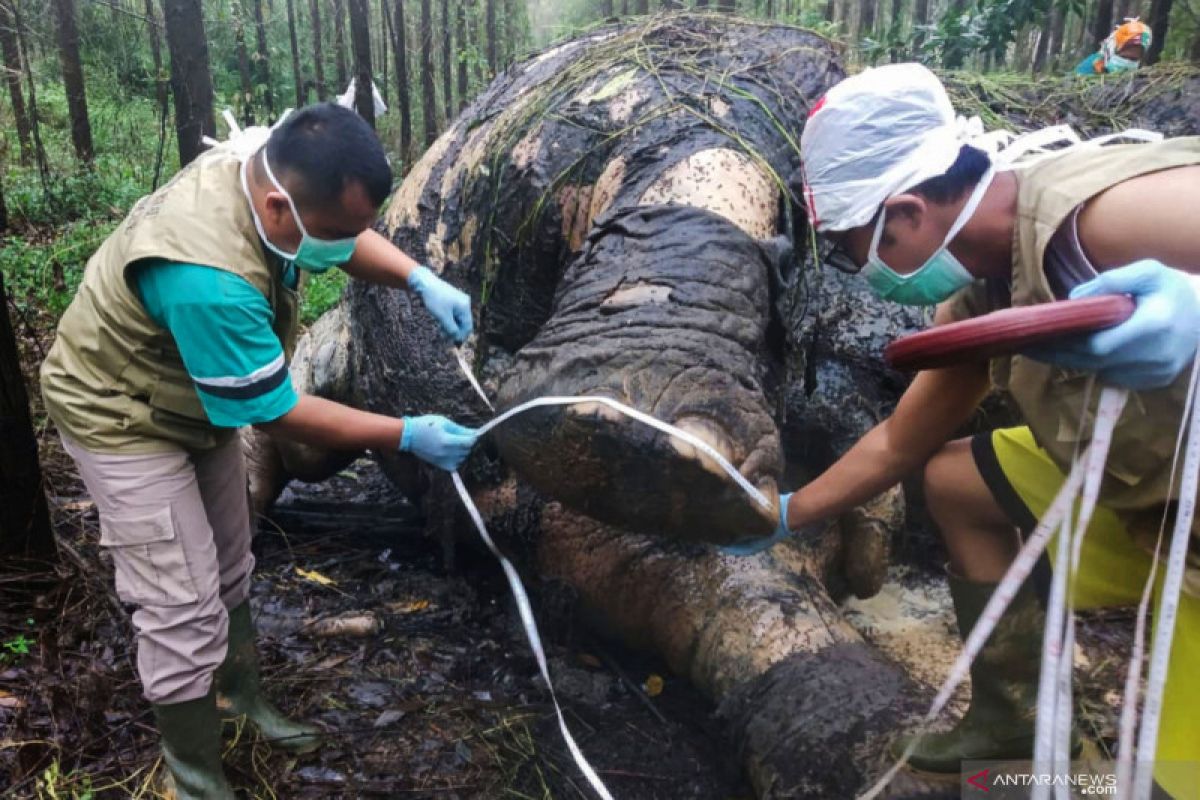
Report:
408,266,474,344
1026,260,1199,390
400,414,479,471
720,492,794,556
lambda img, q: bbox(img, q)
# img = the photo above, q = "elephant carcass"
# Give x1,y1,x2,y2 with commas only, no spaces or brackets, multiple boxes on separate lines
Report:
248,15,932,798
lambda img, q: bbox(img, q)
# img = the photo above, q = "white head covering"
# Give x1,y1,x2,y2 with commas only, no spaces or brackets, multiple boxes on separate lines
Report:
799,63,1006,233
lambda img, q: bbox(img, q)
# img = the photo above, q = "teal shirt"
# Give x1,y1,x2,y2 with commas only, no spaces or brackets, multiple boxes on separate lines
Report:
1075,52,1102,75
133,260,299,428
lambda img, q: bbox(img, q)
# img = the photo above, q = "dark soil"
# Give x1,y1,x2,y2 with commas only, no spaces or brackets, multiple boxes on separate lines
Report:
0,456,752,799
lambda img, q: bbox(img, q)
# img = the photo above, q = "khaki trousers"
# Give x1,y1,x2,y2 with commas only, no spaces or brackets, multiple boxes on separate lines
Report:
63,434,254,704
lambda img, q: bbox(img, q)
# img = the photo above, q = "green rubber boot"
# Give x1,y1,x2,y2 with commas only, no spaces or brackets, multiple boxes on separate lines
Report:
892,572,1079,773
152,689,236,800
215,601,323,754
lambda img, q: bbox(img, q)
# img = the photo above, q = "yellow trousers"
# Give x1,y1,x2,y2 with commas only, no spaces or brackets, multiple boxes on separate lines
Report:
990,426,1200,799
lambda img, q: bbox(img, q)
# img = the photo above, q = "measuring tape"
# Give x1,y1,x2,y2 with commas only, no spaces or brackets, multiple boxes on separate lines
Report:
1032,385,1127,800
861,357,1200,800
447,359,776,799
1116,353,1200,798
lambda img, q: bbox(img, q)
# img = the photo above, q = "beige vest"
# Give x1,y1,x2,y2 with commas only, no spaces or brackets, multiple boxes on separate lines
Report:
954,137,1200,549
40,147,301,453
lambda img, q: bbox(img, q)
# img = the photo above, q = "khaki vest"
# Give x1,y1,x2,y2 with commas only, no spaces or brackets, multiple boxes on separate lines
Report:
40,146,301,453
959,137,1200,551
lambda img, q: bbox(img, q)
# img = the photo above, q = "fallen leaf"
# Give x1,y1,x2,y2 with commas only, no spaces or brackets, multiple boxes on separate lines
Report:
643,674,664,697
308,613,380,638
576,653,603,669
387,599,431,614
295,567,337,587
0,690,24,709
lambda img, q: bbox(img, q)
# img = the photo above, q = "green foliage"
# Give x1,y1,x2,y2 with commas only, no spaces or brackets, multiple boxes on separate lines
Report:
1,619,36,665
301,268,349,324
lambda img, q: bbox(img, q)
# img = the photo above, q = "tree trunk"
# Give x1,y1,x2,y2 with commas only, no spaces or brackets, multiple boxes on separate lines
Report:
603,0,615,15
457,0,468,111
911,0,929,50
1048,2,1068,64
52,0,93,164
1091,0,1113,51
308,0,327,99
486,0,497,74
716,0,734,11
0,0,31,164
1145,0,1172,64
889,0,904,59
0,169,6,232
441,0,452,122
858,0,876,38
420,0,437,144
234,4,256,124
695,0,709,7
378,0,390,106
0,271,55,561
285,0,305,106
348,0,375,126
334,0,349,88
1192,24,1200,61
252,0,274,115
1033,5,1062,72
162,0,215,167
390,0,413,163
143,0,170,189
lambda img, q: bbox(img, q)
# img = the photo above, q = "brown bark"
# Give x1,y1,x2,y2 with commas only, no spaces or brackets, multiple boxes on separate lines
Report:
456,0,468,111
858,0,877,39
0,0,30,164
285,0,305,106
234,3,256,124
1091,0,1114,51
53,0,93,164
333,0,349,88
485,0,496,74
308,0,327,100
389,0,412,163
441,0,452,122
252,0,274,114
1145,0,1172,64
348,0,375,126
0,271,55,561
420,0,437,144
378,0,390,106
162,0,215,167
1033,5,1063,72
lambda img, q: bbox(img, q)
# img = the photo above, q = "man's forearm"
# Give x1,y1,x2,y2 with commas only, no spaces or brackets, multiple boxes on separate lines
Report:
258,394,404,453
341,228,421,288
787,360,990,530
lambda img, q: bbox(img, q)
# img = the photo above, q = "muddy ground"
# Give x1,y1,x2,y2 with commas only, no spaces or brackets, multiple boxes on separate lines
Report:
0,450,1139,800
1,309,1137,800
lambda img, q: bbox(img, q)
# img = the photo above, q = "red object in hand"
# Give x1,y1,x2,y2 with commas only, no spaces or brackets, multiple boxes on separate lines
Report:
885,295,1137,372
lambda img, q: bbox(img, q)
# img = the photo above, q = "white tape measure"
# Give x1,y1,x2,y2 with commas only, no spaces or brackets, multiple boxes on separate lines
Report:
861,356,1200,800
447,362,775,799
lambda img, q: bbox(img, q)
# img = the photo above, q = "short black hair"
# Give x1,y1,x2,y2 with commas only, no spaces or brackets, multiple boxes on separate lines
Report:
908,144,991,205
265,103,393,210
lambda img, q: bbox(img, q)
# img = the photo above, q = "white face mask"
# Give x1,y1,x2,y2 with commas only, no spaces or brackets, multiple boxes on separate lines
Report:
862,166,996,306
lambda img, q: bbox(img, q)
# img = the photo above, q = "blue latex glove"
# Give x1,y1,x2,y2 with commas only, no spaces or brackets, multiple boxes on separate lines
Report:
408,266,474,344
720,492,794,556
1024,260,1199,390
400,415,479,471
